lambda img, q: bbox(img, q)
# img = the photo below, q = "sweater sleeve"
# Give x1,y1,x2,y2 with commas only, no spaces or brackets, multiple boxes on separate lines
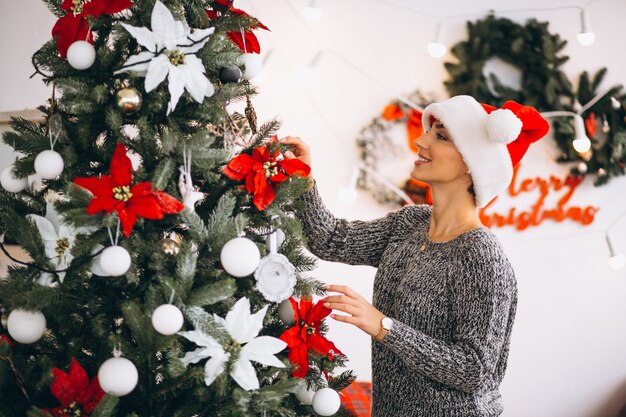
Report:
296,183,407,267
378,243,516,394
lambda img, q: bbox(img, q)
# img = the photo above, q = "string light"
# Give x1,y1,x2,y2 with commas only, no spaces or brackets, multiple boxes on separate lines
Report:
338,167,360,204
577,8,596,46
302,0,323,21
606,233,625,270
427,22,447,58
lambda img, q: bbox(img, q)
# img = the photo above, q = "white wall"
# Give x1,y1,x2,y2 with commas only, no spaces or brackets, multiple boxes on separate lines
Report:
2,1,626,416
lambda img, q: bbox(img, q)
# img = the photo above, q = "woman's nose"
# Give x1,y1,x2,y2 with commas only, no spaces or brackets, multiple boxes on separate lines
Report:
414,132,428,149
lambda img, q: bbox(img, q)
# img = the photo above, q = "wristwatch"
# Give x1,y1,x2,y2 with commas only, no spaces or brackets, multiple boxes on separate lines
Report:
374,317,394,341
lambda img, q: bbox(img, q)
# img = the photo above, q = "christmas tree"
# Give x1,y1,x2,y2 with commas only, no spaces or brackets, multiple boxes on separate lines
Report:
0,0,355,415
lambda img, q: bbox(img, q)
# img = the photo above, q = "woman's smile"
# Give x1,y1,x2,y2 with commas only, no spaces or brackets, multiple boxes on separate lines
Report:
414,153,431,165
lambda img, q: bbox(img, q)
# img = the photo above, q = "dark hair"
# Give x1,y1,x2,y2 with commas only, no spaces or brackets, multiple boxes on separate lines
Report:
468,184,476,198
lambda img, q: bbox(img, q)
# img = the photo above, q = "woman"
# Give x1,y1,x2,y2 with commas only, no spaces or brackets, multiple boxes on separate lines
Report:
282,95,550,417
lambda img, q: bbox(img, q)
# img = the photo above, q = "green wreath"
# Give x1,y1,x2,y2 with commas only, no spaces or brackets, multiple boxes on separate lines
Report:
445,14,626,185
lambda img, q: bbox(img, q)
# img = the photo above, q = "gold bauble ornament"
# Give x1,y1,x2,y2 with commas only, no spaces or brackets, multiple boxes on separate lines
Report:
160,233,182,256
115,87,142,115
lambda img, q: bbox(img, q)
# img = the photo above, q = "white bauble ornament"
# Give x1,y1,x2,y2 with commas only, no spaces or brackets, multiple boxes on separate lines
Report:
277,299,295,325
238,53,263,80
1,166,27,193
7,309,46,344
295,383,316,405
67,40,96,70
98,357,139,396
100,246,131,276
312,387,341,416
34,150,64,179
220,237,260,277
151,304,184,335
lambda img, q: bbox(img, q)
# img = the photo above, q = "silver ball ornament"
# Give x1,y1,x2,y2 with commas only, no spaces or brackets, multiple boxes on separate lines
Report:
278,299,295,325
34,150,64,179
98,357,139,396
115,87,143,115
7,309,46,344
100,246,131,276
1,166,27,193
67,40,96,70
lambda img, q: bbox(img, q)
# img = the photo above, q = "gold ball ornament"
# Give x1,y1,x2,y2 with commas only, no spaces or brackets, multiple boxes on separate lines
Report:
115,87,142,115
160,233,182,256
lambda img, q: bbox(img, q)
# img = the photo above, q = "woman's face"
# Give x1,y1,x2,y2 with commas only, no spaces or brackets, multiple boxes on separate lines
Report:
410,120,471,187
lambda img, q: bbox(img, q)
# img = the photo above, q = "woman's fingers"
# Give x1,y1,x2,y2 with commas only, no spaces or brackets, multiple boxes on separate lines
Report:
324,302,358,315
325,284,361,300
330,314,359,325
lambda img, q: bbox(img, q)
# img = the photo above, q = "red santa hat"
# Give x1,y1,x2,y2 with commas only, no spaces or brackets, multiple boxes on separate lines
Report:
421,95,550,207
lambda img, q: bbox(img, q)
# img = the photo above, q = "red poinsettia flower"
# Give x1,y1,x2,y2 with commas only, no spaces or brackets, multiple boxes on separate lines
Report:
52,0,134,59
223,138,311,211
206,3,269,54
47,358,104,416
585,112,597,137
0,334,14,347
74,143,184,237
279,297,344,378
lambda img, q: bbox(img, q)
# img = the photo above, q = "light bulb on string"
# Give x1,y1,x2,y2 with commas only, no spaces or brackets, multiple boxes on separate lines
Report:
577,9,595,46
427,22,447,58
606,233,626,270
572,115,592,153
302,0,322,21
297,50,324,82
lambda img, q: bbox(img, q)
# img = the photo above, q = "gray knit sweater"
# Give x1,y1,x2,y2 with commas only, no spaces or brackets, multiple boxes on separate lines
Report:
297,185,517,417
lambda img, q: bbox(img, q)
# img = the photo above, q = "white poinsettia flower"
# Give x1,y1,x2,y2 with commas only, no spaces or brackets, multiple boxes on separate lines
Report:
115,0,216,114
179,297,287,391
26,202,97,284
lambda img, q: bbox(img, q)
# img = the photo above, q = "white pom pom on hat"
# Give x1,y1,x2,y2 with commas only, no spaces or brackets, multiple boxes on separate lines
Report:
486,109,523,144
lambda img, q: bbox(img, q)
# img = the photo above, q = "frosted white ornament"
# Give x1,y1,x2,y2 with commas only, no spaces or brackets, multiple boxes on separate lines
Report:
151,304,184,335
34,150,64,179
295,383,316,405
312,387,341,416
98,357,139,396
67,40,96,70
254,253,296,302
7,309,46,344
237,53,262,80
1,166,27,193
277,299,295,325
220,237,260,277
100,246,131,276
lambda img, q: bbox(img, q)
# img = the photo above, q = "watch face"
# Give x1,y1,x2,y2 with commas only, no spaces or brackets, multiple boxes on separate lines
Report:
382,317,393,330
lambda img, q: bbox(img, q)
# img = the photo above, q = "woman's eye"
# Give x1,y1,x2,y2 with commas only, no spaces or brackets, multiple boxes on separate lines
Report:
436,133,448,141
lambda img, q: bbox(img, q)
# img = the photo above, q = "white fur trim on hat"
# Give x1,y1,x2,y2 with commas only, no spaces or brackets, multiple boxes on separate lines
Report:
421,95,514,207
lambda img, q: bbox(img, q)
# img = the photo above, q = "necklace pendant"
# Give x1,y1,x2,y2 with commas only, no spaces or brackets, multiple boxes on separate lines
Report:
419,243,426,251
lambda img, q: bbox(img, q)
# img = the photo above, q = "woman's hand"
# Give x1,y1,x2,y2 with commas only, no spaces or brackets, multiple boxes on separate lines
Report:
324,285,385,337
280,136,311,167
280,136,314,189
